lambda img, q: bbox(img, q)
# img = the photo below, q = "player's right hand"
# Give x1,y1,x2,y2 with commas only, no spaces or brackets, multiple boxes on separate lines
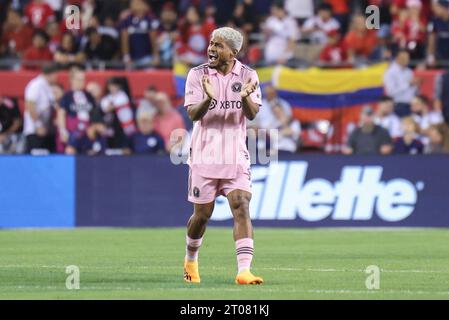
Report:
202,75,215,100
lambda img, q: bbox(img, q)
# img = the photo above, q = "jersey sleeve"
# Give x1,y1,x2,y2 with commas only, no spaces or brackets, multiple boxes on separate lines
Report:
249,70,262,106
184,69,204,107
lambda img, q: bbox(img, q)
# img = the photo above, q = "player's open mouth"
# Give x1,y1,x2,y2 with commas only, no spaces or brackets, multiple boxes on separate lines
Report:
208,54,218,63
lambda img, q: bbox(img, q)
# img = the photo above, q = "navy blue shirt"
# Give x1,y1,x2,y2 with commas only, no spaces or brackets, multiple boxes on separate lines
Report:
430,17,449,60
119,14,159,60
59,90,98,133
394,138,424,155
132,132,165,154
68,133,107,155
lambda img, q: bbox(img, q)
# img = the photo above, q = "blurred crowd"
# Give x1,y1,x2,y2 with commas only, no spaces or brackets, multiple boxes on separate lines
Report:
1,55,449,156
0,64,188,155
1,0,449,69
1,0,449,156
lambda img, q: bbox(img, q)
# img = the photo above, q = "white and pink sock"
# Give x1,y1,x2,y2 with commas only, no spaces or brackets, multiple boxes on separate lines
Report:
235,238,254,273
185,235,203,262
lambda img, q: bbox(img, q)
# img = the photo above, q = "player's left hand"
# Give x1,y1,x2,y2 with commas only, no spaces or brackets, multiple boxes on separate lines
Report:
240,78,258,99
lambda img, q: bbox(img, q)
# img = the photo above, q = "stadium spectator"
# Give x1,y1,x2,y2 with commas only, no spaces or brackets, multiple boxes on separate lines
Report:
87,14,120,41
427,0,449,66
120,0,160,68
410,94,444,131
0,0,9,29
344,14,378,62
425,123,449,153
45,20,62,54
263,2,299,65
230,0,258,35
302,3,340,45
51,82,65,102
384,50,422,117
369,0,394,42
0,96,22,154
0,9,34,57
151,91,185,152
210,0,237,26
434,68,449,125
390,0,408,18
85,81,103,105
252,0,272,17
22,29,53,70
284,0,314,26
325,0,351,33
393,116,424,154
178,0,211,15
45,0,64,18
54,32,86,67
176,5,215,66
93,0,128,31
132,105,165,154
23,63,58,154
270,103,301,153
319,29,348,65
343,106,393,155
65,122,107,155
374,96,403,139
155,2,178,68
57,69,104,155
51,82,66,153
395,0,426,60
137,85,157,113
100,77,136,153
24,0,55,29
82,27,119,62
254,84,292,130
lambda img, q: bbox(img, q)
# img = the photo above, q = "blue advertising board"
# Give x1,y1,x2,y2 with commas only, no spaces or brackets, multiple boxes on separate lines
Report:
0,156,75,228
1,155,448,228
75,155,449,228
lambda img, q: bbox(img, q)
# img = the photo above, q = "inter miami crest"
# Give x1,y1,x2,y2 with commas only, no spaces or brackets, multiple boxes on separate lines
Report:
231,82,242,93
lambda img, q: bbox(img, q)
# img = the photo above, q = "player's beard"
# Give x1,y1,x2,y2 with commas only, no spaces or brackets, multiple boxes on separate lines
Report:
208,57,231,69
208,56,220,68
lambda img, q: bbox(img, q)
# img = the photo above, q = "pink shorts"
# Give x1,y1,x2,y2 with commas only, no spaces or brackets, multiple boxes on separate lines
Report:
187,166,252,204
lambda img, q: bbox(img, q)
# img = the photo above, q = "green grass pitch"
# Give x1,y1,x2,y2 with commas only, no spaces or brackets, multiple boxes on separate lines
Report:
1,227,449,299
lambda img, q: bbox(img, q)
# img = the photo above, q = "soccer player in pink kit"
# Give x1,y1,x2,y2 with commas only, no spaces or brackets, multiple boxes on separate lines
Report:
183,27,264,285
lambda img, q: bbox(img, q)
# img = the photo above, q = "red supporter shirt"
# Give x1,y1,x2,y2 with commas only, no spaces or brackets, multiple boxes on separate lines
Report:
391,17,426,46
391,0,431,23
344,30,378,58
24,2,55,29
1,25,34,54
320,42,348,63
325,0,350,14
22,46,54,70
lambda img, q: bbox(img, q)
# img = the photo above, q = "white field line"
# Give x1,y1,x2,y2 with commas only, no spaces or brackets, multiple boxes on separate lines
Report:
0,264,448,274
1,286,449,296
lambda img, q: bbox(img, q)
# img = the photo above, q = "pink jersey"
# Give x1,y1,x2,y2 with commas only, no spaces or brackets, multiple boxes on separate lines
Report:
184,59,262,179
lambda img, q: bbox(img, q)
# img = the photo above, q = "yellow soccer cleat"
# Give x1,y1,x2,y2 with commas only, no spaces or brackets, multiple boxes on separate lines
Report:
184,259,201,283
235,270,264,285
